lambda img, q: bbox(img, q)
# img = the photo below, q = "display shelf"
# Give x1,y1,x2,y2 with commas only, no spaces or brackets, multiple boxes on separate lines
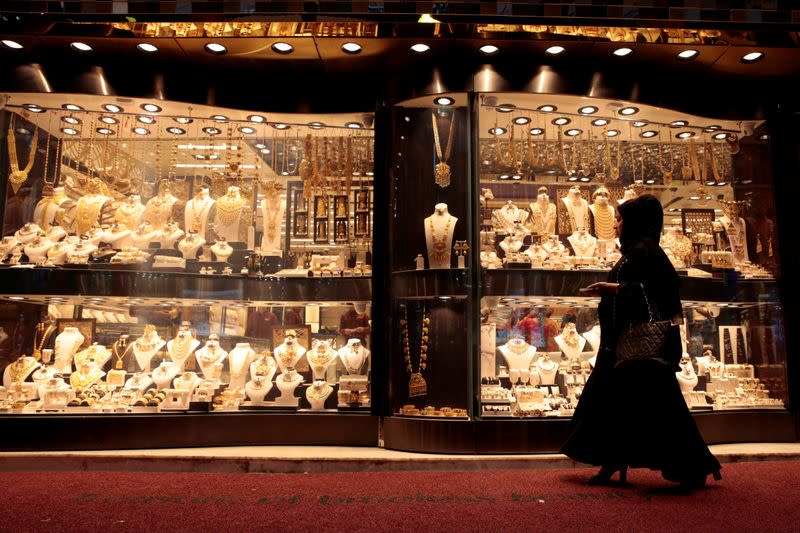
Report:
481,269,779,303
391,269,470,299
0,267,372,303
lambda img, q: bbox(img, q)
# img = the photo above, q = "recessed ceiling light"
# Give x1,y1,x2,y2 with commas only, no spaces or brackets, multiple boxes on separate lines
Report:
670,120,688,128
704,125,721,132
713,132,728,140
136,43,159,53
759,134,769,141
537,105,557,112
255,143,266,149
565,128,582,137
60,127,79,136
210,114,228,122
272,123,289,130
530,128,544,135
62,104,83,111
676,131,695,139
133,127,150,135
640,130,658,138
619,106,639,116
208,154,220,160
96,127,114,135
497,103,515,113
167,127,186,135
579,106,598,115
1,40,23,50
62,116,81,125
434,96,455,106
271,42,294,54
23,104,44,113
645,179,655,184
99,116,118,124
632,121,648,127
70,42,92,52
479,44,499,55
102,103,122,113
260,148,270,154
341,42,362,54
613,47,633,57
174,117,193,124
592,118,609,126
137,115,156,124
345,122,362,129
238,126,255,134
205,42,227,55
489,127,507,135
513,117,531,125
606,129,620,137
8,296,25,301
410,43,430,53
308,122,325,129
552,117,571,126
195,154,206,160
141,103,162,113
579,177,590,182
741,51,764,63
248,114,266,123
545,45,565,55
15,127,31,135
677,49,699,60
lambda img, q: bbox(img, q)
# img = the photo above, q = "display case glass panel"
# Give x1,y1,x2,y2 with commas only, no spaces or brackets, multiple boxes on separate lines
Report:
476,93,785,419
0,94,374,416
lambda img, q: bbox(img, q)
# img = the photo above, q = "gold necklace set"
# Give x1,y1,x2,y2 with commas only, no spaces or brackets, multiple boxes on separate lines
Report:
432,112,456,188
401,305,430,398
428,215,453,262
32,324,55,362
7,115,39,195
112,340,133,370
306,382,332,401
171,333,194,360
216,192,247,226
593,203,616,240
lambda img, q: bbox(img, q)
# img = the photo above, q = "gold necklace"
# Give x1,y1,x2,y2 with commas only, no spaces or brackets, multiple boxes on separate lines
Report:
32,324,54,362
144,194,173,227
428,215,453,262
216,192,246,226
254,355,276,376
593,203,616,240
278,343,297,368
199,345,222,364
563,329,580,348
115,199,143,230
401,305,430,397
306,382,332,401
171,333,194,360
112,340,133,370
7,115,39,195
681,142,693,181
432,111,455,188
658,135,675,185
262,184,282,243
75,195,106,236
9,357,36,384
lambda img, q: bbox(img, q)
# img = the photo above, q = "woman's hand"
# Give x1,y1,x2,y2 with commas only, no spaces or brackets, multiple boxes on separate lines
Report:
580,282,620,296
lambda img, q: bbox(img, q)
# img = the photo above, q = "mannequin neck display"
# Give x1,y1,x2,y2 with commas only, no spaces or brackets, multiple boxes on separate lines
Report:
583,325,601,354
144,189,177,231
424,203,458,269
535,355,558,385
215,186,247,241
619,189,638,204
498,338,537,370
177,232,206,259
525,243,549,265
542,236,567,256
15,223,43,244
74,343,111,370
228,343,255,385
115,195,145,231
54,327,85,372
493,201,529,233
306,379,334,410
152,362,180,389
676,362,698,392
66,237,97,259
24,236,54,262
46,240,72,264
590,195,616,241
46,224,67,243
307,341,337,380
275,369,303,404
555,325,586,358
274,338,306,372
530,194,556,236
69,364,105,390
159,222,185,249
124,372,153,391
172,372,201,391
132,327,165,372
32,364,56,383
567,229,597,257
82,226,106,246
249,353,277,382
719,213,749,263
339,339,369,375
196,340,228,376
3,356,41,388
562,189,589,232
211,239,234,262
499,232,524,254
168,330,199,369
104,224,133,249
132,223,159,248
245,375,273,403
185,188,215,235
260,183,285,255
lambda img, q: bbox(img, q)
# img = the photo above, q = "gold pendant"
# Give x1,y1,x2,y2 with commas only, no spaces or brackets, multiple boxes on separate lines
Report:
594,171,606,184
9,170,27,195
663,171,673,186
435,162,451,188
610,167,620,181
682,165,692,180
31,349,41,362
408,372,427,397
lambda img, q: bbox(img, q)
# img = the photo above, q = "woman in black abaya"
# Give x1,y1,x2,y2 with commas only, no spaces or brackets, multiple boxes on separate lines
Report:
561,194,721,489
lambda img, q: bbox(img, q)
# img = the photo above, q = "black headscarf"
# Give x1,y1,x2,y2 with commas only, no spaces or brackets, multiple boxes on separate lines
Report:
618,194,663,254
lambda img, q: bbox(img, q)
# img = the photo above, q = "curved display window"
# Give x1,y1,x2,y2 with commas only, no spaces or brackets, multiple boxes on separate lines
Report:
0,94,376,425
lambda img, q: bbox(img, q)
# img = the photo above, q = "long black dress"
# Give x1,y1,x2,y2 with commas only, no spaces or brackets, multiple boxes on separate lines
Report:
561,238,721,482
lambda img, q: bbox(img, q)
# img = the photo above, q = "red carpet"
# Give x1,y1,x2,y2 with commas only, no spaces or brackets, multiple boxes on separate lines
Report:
0,461,797,533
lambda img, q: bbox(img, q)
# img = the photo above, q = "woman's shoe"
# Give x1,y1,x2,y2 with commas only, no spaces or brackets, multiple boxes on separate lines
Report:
588,465,628,485
679,470,720,492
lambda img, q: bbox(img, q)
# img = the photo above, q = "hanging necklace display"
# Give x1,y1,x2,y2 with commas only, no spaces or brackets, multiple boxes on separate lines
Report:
300,133,313,198
345,133,353,195
609,134,621,181
432,111,455,188
689,140,709,199
112,338,133,370
7,114,39,195
559,127,578,177
401,305,430,398
428,214,453,263
32,323,55,362
526,118,540,167
658,132,675,185
681,140,693,182
710,141,725,182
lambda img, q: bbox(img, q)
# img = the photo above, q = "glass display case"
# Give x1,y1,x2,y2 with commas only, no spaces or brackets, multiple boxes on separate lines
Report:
0,94,376,429
476,93,786,420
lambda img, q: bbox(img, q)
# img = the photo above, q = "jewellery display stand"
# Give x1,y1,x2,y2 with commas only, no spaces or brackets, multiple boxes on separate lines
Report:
167,333,200,371
259,184,285,255
424,204,458,269
274,370,303,407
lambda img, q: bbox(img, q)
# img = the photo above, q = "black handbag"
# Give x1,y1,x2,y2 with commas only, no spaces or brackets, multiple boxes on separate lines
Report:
615,282,678,367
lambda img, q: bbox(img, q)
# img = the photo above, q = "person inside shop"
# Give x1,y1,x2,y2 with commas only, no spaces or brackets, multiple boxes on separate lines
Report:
561,194,721,490
339,303,371,343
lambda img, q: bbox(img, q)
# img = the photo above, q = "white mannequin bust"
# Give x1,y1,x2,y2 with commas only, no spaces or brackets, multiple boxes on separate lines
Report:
305,379,334,410
172,372,202,391
132,325,165,372
554,323,586,359
245,375,272,404
14,222,43,244
2,355,41,389
338,338,370,376
214,186,247,242
534,354,559,385
211,239,233,263
167,327,200,371
102,224,134,249
274,330,307,373
195,334,228,378
177,232,206,260
499,231,525,256
676,356,698,392
618,188,638,205
259,181,284,255
46,224,67,243
159,221,185,250
567,229,597,258
492,200,529,234
424,203,458,269
152,361,180,389
184,186,215,237
132,222,159,249
115,194,146,230
23,234,54,263
53,326,85,373
719,206,749,265
143,186,178,231
65,237,97,263
123,372,153,392
529,187,556,236
589,187,616,241
525,242,549,266
583,324,601,355
227,342,255,388
542,235,568,257
498,337,537,371
306,339,338,380
562,186,589,233
249,353,278,382
274,368,303,405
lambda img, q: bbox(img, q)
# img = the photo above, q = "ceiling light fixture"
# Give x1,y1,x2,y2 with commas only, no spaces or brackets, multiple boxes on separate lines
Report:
632,121,648,127
497,103,515,113
606,129,620,137
141,103,162,113
741,51,764,63
238,126,255,134
99,116,118,124
410,43,430,53
640,130,658,138
537,105,557,112
345,122,362,129
552,117,571,126
271,42,294,54
341,42,362,54
1,40,23,50
676,131,695,139
60,127,79,136
174,117,193,124
102,103,122,113
513,117,531,125
308,122,325,129
96,127,115,135
565,128,582,137
434,96,455,106
479,44,499,55
592,118,609,126
530,128,544,135
70,42,93,52
489,127,507,135
248,114,266,123
578,105,598,115
272,123,290,130
613,47,633,57
677,49,699,60
669,120,688,127
62,104,83,111
166,127,186,135
210,114,228,122
136,43,159,53
545,45,565,55
205,42,227,55
62,116,81,125
619,106,639,116
137,115,156,124
713,132,728,140
133,127,150,135
23,104,44,113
